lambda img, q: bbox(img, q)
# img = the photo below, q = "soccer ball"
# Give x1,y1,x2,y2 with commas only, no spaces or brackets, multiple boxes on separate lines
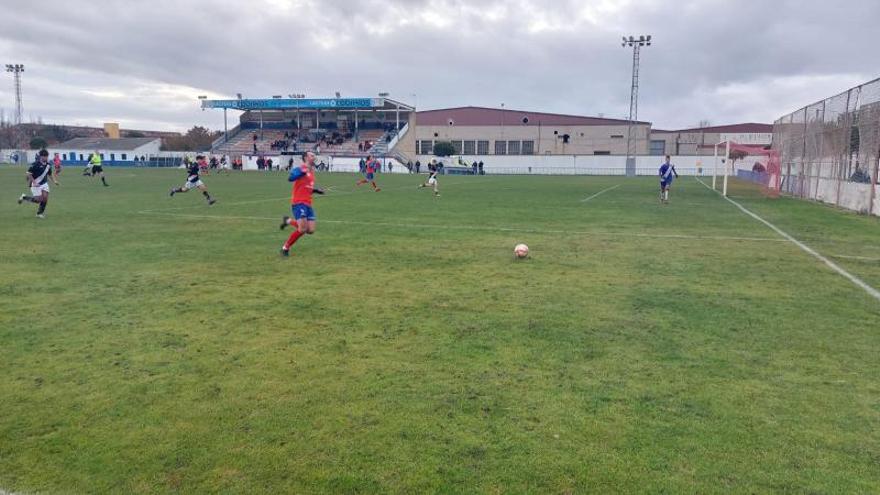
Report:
514,243,529,258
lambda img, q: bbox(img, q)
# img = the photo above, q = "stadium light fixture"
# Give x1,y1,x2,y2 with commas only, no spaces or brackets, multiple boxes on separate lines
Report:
6,63,24,128
335,91,341,98
378,92,390,98
272,95,283,99
236,93,242,100
621,34,652,176
197,95,207,99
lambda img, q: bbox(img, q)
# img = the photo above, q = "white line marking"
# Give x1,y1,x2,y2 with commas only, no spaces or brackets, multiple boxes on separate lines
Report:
139,178,483,214
137,210,786,243
828,254,880,262
696,178,880,303
580,184,621,202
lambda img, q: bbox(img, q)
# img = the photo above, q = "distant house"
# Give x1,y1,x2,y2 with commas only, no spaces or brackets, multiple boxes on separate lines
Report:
46,137,162,163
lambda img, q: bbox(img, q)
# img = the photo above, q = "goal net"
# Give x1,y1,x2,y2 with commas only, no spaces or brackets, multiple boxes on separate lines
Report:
712,142,781,198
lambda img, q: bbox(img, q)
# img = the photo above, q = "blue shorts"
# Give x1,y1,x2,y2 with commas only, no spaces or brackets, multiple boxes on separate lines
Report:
365,173,374,181
292,203,316,221
660,179,672,189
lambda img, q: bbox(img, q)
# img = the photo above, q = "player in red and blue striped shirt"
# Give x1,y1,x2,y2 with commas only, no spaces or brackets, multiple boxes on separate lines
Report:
356,155,381,192
279,151,325,256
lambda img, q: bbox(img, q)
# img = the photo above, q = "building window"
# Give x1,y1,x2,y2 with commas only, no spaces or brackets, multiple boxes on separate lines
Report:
611,134,625,139
62,154,67,161
122,154,127,160
452,140,463,154
649,140,666,156
507,140,521,155
521,141,535,155
594,151,611,155
494,140,507,155
463,140,476,155
419,140,433,155
79,154,84,160
110,153,115,161
477,140,489,155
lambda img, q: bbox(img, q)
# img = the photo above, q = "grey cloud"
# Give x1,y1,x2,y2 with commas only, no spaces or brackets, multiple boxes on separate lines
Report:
0,0,876,131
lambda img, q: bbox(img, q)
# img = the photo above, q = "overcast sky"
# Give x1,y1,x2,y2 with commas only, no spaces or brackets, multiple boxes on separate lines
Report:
0,0,876,132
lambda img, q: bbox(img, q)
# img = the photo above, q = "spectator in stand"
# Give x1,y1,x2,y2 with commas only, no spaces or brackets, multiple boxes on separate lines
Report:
140,155,146,162
415,160,421,173
267,158,274,171
389,162,393,173
287,157,294,171
358,142,363,152
478,161,484,175
472,161,478,175
359,158,366,173
257,156,265,170
406,160,413,173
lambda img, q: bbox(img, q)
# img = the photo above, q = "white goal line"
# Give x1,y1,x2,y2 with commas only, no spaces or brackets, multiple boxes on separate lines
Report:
695,177,880,303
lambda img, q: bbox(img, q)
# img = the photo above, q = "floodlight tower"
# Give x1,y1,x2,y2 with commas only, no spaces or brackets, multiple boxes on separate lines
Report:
5,64,24,125
621,35,650,176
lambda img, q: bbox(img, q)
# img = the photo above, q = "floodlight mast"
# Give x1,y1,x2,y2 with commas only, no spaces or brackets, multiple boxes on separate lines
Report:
5,63,24,126
621,35,650,177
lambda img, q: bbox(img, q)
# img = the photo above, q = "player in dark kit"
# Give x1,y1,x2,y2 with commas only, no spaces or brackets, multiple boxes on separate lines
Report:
18,149,59,218
279,151,325,256
418,160,440,196
169,155,217,204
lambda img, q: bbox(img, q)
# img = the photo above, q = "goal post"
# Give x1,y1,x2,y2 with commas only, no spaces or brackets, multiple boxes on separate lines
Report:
711,140,781,198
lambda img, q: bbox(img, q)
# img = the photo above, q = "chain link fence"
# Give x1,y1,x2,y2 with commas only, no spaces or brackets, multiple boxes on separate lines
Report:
772,78,880,215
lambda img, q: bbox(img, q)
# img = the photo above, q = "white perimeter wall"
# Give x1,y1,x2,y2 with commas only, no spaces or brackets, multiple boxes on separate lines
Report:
415,154,722,176
242,154,410,173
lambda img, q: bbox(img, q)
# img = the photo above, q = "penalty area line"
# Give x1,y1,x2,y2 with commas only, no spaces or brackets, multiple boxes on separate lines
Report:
580,184,621,202
138,179,484,214
695,177,880,303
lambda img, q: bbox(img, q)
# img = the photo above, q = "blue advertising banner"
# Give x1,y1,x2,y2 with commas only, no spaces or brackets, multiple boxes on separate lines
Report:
202,98,377,110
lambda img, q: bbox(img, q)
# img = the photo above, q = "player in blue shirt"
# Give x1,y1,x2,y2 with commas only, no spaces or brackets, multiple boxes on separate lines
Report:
658,155,678,203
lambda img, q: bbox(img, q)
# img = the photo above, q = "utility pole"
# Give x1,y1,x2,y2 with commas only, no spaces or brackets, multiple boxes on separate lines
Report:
621,36,650,177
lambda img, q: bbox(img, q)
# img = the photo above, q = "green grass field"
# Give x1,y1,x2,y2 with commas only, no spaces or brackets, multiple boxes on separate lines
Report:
1,166,879,494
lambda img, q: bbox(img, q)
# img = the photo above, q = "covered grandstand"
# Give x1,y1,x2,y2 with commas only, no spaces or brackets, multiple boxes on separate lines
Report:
201,97,415,158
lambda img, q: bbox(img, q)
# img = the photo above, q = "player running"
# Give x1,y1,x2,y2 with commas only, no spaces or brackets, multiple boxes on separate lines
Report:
52,153,62,178
659,155,679,203
17,149,59,219
85,150,109,186
355,155,381,191
418,160,440,196
279,151,325,257
169,155,217,205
